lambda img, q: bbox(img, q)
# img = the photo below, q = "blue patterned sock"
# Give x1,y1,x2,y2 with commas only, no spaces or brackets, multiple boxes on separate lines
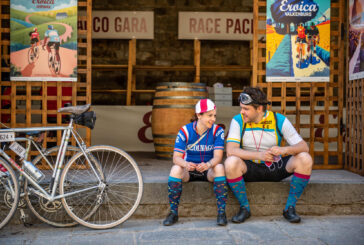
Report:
227,176,250,212
168,176,182,215
213,176,228,214
285,173,310,211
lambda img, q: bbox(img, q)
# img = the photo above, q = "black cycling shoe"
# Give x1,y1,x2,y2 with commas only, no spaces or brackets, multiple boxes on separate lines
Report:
163,212,178,226
217,213,227,226
283,206,301,223
232,207,251,223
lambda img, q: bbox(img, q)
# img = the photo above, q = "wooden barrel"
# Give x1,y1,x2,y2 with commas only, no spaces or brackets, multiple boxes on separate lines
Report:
152,82,207,159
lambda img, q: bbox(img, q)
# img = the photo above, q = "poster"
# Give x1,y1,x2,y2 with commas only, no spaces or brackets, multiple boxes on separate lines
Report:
349,0,364,80
10,0,77,81
266,0,331,82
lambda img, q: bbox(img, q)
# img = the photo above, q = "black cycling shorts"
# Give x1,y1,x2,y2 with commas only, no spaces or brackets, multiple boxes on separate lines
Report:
188,170,208,182
47,42,60,50
296,37,307,44
243,155,293,182
30,38,38,44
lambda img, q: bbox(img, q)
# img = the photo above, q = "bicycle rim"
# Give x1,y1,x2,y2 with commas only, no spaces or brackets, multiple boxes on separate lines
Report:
0,158,19,229
60,145,143,229
24,146,80,227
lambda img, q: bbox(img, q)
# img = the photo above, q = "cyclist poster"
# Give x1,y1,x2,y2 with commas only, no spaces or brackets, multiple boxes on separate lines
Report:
349,0,364,80
10,0,77,81
266,0,330,82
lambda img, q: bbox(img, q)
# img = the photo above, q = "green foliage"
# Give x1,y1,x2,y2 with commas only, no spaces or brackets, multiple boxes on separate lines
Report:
11,24,66,45
10,64,21,77
10,20,25,31
10,9,28,21
29,14,55,25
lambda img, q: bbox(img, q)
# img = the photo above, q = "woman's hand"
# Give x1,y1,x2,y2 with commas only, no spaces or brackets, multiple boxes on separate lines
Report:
185,162,197,171
196,162,209,173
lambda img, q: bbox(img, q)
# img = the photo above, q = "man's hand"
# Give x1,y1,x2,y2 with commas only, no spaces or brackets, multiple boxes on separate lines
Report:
259,151,274,162
269,146,286,156
196,163,209,173
185,162,197,171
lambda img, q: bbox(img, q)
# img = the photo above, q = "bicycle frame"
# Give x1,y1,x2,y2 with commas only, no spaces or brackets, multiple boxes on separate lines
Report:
0,119,102,202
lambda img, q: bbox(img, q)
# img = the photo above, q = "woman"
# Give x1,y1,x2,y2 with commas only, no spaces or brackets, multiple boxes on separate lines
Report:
163,99,228,226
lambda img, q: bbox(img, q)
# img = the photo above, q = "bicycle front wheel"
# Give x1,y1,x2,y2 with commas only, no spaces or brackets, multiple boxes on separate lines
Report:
24,145,80,227
60,145,143,229
0,157,19,229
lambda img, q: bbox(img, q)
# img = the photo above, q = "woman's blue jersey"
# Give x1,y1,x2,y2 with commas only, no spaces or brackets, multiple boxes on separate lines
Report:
174,121,224,163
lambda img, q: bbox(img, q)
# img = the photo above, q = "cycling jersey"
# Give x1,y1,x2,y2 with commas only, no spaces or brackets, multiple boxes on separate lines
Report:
30,32,39,39
297,26,306,39
45,29,60,42
174,121,224,163
226,111,302,164
306,27,319,38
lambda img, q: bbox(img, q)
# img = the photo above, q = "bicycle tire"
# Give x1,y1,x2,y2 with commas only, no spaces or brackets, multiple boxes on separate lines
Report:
60,145,143,229
28,48,34,64
24,145,80,227
0,157,19,229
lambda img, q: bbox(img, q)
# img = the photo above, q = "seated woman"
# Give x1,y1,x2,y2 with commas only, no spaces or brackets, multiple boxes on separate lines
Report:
163,99,228,226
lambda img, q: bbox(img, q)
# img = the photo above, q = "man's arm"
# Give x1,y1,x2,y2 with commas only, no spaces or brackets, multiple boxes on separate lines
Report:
226,142,274,162
269,140,309,156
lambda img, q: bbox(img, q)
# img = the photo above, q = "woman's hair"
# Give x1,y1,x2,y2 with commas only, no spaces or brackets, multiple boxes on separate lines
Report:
242,86,269,111
190,113,203,122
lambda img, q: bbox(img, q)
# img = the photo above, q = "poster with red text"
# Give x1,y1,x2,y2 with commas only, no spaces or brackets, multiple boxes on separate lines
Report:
10,0,77,81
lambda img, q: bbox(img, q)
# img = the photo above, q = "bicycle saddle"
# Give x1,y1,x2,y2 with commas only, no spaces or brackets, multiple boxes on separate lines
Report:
58,104,91,115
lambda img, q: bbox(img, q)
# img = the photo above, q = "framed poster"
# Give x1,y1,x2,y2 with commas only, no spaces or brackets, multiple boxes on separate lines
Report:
10,0,78,81
266,0,331,82
349,0,364,80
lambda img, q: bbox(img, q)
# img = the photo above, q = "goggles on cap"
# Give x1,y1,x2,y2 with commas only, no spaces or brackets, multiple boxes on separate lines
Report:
238,92,271,105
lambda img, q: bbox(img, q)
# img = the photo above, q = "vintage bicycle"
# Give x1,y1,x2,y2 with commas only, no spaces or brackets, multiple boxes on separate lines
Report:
0,104,143,229
28,45,39,64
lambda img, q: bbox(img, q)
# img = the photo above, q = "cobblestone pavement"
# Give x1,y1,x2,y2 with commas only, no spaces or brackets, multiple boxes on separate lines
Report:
1,215,363,245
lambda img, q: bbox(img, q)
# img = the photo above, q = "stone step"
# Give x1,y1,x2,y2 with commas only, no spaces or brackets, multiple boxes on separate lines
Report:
7,153,364,225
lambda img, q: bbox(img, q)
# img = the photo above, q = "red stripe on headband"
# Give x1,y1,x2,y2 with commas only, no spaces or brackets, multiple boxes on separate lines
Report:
200,99,208,113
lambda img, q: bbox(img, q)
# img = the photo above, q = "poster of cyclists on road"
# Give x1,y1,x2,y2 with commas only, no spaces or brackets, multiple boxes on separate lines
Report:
10,0,77,81
349,0,364,80
266,0,330,82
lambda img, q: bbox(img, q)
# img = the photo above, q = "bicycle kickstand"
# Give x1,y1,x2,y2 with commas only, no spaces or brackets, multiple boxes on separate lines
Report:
19,208,32,227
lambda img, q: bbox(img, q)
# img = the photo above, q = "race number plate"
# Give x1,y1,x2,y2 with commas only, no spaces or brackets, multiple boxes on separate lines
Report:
0,132,15,142
9,142,26,159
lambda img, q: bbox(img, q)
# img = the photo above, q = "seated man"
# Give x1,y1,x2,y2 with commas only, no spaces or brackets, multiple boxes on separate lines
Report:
224,87,313,223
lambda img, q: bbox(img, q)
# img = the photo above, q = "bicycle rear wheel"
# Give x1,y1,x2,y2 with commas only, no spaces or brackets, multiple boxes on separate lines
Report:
0,157,19,229
60,145,143,229
24,145,80,227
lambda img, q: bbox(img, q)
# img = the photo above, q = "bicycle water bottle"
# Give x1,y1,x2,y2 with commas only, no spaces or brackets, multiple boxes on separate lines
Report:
23,160,45,182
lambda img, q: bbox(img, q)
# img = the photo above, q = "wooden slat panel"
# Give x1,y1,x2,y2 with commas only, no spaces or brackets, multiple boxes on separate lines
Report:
0,0,93,159
253,0,345,169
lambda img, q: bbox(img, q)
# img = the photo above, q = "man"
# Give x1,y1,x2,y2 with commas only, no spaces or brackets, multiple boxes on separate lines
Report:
29,27,40,56
43,25,61,63
306,22,320,54
295,23,307,62
224,87,313,223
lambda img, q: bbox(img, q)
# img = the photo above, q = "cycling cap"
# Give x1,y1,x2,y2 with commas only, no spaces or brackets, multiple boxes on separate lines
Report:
195,99,216,114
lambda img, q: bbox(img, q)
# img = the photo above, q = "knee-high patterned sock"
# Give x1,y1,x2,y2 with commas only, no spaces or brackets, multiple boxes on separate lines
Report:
285,173,310,211
227,176,250,212
213,176,228,214
168,176,182,215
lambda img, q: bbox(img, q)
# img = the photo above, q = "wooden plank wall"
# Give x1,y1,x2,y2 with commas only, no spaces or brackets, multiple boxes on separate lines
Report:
0,0,92,165
252,0,345,169
345,79,364,175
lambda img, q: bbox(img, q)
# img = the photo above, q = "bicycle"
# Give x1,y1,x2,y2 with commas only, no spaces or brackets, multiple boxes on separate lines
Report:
0,104,143,229
44,44,61,75
0,131,79,227
28,45,39,64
